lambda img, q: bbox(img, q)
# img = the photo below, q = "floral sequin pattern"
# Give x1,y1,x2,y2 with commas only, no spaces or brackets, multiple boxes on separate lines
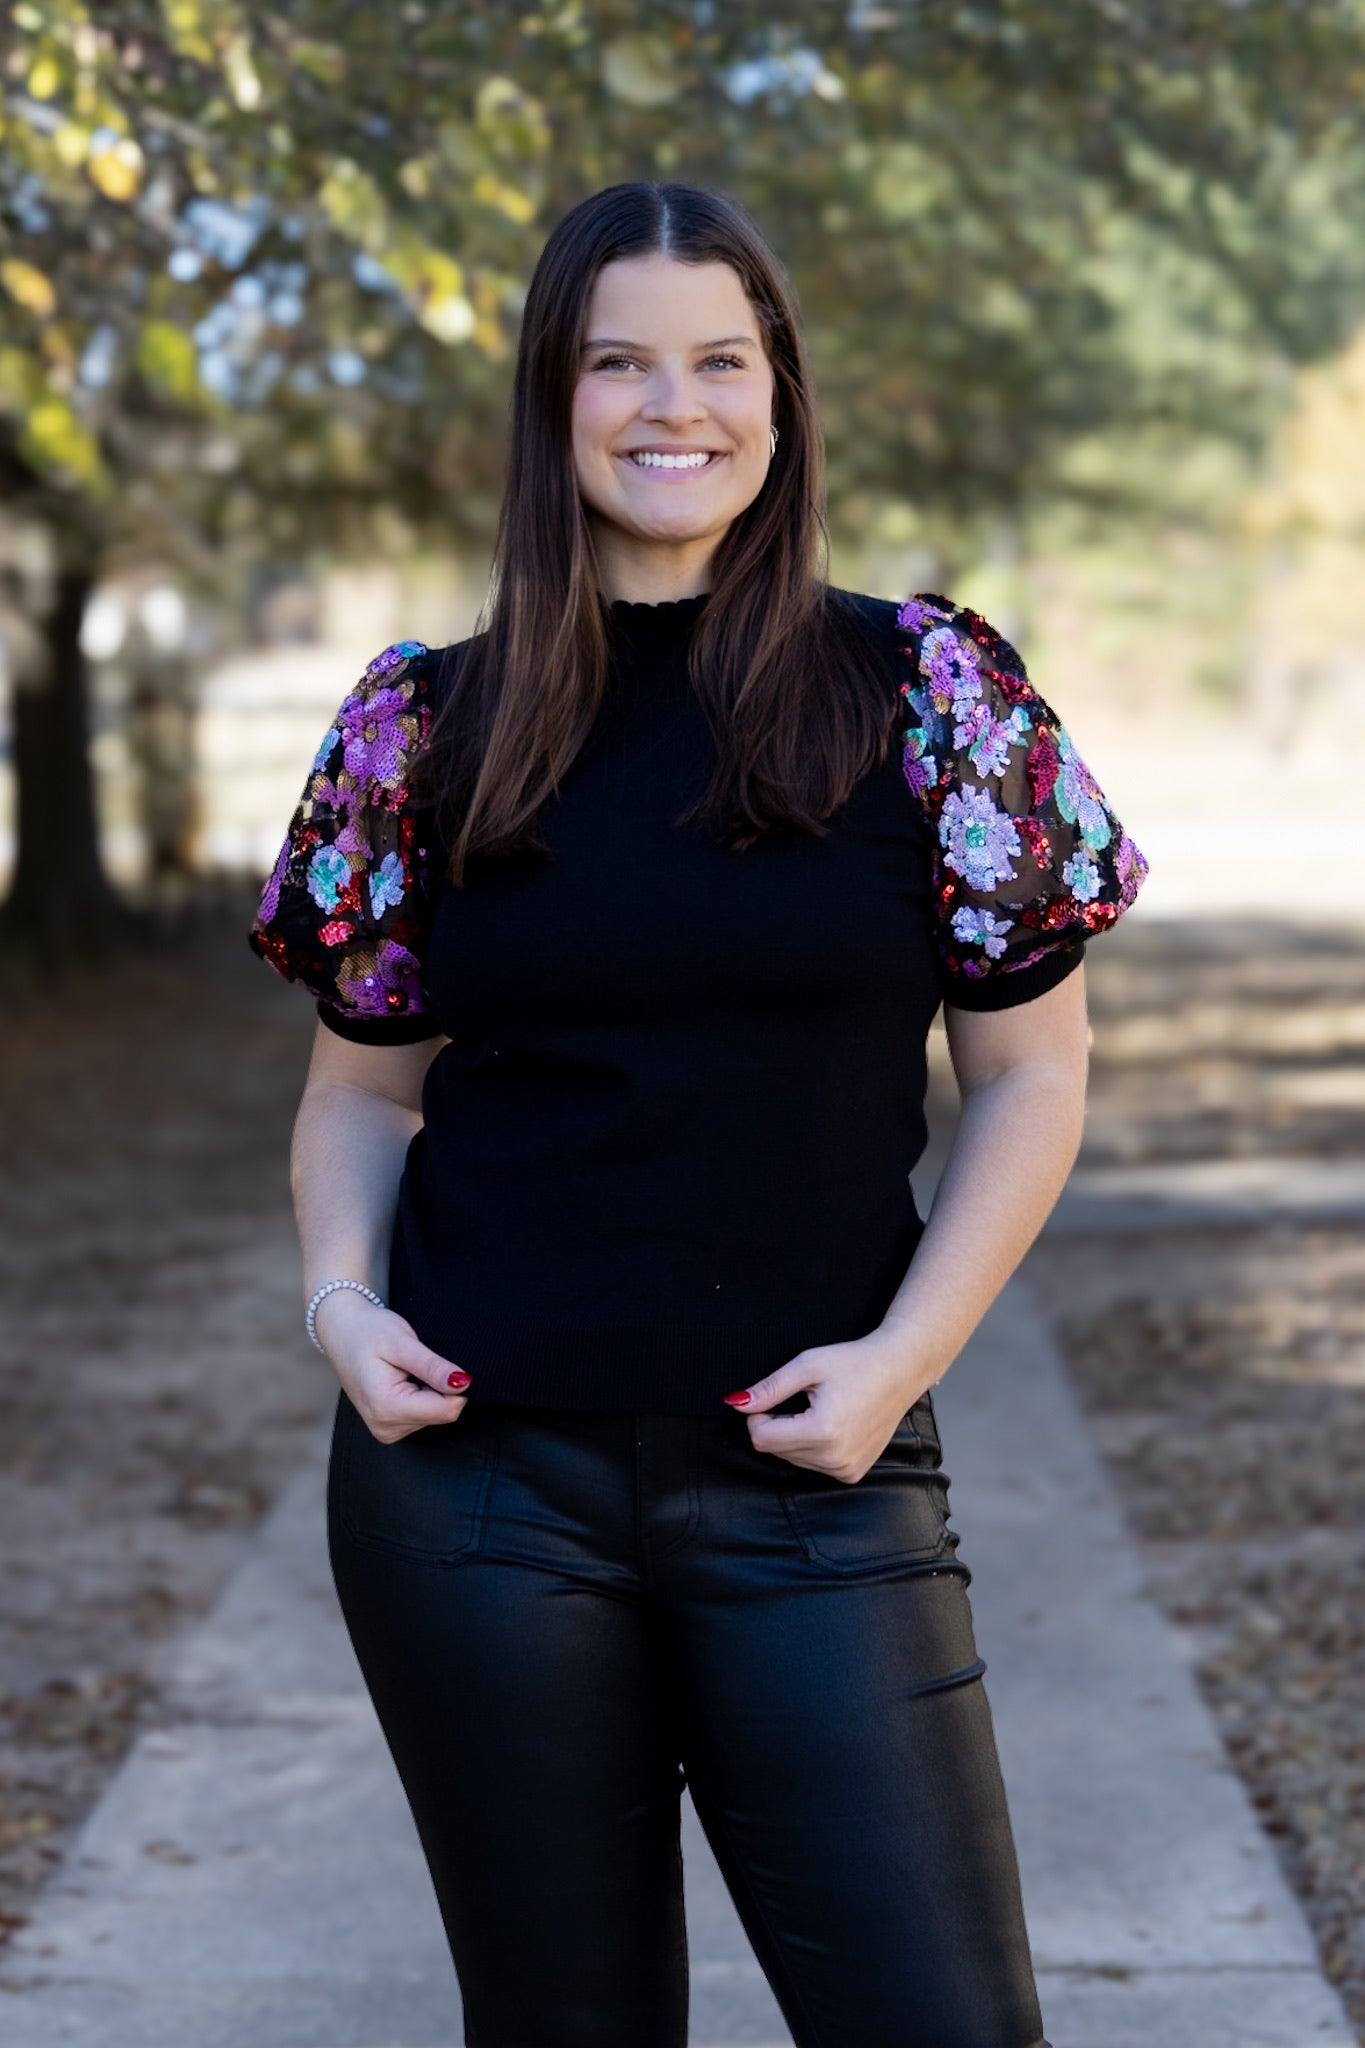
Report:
248,640,438,1019
896,594,1148,982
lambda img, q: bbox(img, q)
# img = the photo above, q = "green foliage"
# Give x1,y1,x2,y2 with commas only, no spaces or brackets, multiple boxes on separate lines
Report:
2,0,1365,568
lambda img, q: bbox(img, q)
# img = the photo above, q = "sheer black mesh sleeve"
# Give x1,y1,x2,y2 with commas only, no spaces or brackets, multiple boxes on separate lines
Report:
895,593,1148,1010
247,638,443,1042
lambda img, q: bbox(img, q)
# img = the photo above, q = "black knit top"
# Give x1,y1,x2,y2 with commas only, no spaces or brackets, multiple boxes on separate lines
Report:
249,586,1147,1412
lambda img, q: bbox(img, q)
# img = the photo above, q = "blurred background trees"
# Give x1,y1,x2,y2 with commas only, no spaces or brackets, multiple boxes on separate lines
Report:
3,0,1365,966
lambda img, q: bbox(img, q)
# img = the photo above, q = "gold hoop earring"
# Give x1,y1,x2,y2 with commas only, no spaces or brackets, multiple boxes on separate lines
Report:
768,425,779,457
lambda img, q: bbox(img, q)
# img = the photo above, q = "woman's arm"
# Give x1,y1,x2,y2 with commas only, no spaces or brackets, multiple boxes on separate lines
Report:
733,967,1089,1480
294,1022,472,1442
876,964,1089,1375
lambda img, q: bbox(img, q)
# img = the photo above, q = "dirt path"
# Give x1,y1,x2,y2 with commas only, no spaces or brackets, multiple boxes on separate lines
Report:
1025,915,1365,2041
0,898,326,1958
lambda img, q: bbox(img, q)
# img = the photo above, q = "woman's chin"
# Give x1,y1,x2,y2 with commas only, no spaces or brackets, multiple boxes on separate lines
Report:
611,493,746,545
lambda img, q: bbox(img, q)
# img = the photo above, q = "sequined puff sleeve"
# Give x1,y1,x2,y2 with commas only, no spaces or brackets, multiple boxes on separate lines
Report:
896,593,1148,1011
247,638,444,1045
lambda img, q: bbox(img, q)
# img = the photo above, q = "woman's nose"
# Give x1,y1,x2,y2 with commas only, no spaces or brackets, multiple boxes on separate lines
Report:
640,376,705,421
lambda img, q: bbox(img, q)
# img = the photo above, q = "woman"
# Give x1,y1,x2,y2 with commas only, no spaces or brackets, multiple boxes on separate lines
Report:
250,181,1146,2048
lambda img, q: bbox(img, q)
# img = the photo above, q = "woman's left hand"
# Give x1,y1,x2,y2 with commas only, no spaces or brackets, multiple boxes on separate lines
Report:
724,1328,937,1485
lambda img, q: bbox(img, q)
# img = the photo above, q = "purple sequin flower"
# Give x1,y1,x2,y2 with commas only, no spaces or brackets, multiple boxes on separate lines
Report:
335,815,372,861
901,731,939,798
951,904,1015,958
257,836,290,925
898,596,951,634
1116,830,1149,907
364,638,427,682
306,843,351,913
920,625,983,720
955,702,1031,779
338,684,414,792
337,939,427,1017
939,786,1022,889
368,850,405,918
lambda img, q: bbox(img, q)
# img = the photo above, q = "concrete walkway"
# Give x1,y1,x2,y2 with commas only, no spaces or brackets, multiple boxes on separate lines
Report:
1,1279,1354,2048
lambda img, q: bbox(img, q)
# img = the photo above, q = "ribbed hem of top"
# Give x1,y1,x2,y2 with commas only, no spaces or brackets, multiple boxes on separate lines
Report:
401,1308,890,1414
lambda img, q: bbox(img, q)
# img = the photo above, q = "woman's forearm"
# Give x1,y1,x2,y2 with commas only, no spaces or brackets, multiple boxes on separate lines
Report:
875,1063,1085,1385
290,1080,422,1305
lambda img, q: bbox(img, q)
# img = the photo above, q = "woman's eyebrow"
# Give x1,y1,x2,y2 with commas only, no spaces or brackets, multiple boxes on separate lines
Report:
581,334,757,351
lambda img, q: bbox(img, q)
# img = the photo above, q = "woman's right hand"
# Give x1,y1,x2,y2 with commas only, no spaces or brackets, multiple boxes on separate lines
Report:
313,1290,472,1443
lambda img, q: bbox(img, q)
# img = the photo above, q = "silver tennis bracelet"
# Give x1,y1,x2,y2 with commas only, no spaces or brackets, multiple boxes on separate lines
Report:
305,1278,385,1353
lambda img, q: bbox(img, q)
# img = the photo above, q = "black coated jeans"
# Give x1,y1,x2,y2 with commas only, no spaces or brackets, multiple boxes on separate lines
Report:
327,1385,1052,2048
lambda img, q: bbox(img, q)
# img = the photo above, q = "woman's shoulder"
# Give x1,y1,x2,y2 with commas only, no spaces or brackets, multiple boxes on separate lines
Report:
824,585,904,636
820,586,915,690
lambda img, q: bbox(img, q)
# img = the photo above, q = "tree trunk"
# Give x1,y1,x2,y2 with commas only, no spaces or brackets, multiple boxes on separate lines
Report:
2,560,130,972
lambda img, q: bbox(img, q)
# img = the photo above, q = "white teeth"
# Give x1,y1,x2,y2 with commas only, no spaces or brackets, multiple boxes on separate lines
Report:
628,451,715,469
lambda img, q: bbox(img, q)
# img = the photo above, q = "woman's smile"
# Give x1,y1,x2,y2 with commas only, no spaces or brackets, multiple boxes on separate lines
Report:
616,446,729,479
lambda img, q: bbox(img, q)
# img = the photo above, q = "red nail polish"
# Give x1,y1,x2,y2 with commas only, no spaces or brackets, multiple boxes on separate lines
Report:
722,1390,751,1407
448,1370,471,1389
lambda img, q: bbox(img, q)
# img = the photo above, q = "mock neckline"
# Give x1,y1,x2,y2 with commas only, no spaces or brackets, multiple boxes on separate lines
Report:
607,591,709,634
608,592,710,616
604,591,710,670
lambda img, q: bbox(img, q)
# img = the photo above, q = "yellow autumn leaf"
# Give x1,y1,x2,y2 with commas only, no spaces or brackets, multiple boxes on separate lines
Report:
318,158,388,248
22,397,104,483
136,321,202,404
0,259,56,319
472,173,536,225
474,76,552,155
54,120,91,169
379,238,476,346
380,238,464,302
88,137,145,202
419,294,476,346
222,33,261,110
27,55,62,101
0,346,46,411
397,156,433,200
601,33,679,108
160,0,216,64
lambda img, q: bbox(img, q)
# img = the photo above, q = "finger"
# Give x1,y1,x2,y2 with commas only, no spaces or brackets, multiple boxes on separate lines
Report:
368,1379,469,1437
721,1358,816,1416
382,1321,472,1394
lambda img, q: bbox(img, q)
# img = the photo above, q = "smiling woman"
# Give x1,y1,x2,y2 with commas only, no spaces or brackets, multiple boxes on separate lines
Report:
249,179,1144,2048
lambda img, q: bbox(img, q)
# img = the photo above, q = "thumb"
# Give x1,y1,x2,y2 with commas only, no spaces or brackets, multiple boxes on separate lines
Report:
384,1319,471,1393
722,1359,810,1414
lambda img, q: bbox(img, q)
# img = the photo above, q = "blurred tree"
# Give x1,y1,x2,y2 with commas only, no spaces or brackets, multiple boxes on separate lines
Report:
3,0,1365,963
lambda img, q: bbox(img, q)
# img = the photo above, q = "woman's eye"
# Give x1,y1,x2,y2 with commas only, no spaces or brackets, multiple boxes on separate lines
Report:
589,352,747,373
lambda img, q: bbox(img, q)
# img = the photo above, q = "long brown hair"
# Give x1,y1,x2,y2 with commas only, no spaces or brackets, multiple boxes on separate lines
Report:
410,180,901,882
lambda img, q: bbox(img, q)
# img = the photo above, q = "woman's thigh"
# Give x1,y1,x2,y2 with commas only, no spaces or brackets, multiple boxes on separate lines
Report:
661,1402,1052,2048
326,1392,689,2048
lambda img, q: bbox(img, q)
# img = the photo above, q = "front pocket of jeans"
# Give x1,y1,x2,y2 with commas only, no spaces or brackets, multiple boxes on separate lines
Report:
333,1394,499,1565
775,1418,950,1573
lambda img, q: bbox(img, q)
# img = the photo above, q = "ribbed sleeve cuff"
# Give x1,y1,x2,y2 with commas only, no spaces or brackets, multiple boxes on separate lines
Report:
939,940,1085,1013
316,1000,444,1045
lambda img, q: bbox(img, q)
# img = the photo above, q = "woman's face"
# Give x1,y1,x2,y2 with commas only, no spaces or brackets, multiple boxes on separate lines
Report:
571,254,776,587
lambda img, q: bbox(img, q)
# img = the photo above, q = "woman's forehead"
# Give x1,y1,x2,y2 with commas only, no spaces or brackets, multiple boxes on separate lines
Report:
585,254,758,334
